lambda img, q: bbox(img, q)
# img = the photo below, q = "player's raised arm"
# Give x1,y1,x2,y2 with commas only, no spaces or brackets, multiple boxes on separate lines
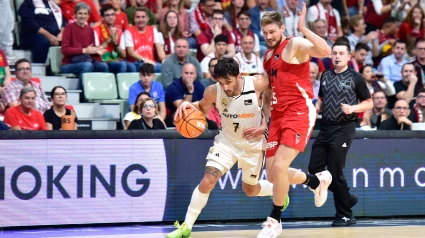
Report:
174,85,217,121
293,2,331,58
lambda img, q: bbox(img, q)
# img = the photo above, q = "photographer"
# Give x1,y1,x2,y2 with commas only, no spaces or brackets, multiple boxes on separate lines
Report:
360,65,395,96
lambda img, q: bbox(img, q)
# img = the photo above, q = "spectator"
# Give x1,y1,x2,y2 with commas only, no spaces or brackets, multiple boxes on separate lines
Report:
0,0,15,64
128,98,167,129
3,87,47,130
234,35,264,75
307,0,342,42
249,0,273,56
18,0,65,63
409,87,425,123
232,11,260,56
94,4,130,75
361,64,395,96
109,0,129,32
123,91,150,129
394,63,422,105
0,49,11,113
44,86,78,130
61,2,108,88
224,0,249,30
312,19,334,48
368,90,393,128
125,0,157,26
144,0,163,14
161,38,203,88
158,0,193,47
412,39,425,89
0,121,8,130
310,62,320,102
397,5,425,51
197,9,235,61
61,0,101,25
189,0,221,37
364,0,394,33
378,40,408,84
201,58,218,88
128,63,166,119
351,43,370,72
379,99,412,130
347,15,379,66
165,63,204,126
2,59,50,113
160,10,183,57
125,7,165,72
0,49,11,87
279,0,303,37
377,17,398,61
201,34,228,79
342,0,363,17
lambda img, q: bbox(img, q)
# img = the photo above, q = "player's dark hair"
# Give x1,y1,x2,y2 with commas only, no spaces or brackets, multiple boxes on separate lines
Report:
214,58,240,80
332,37,351,52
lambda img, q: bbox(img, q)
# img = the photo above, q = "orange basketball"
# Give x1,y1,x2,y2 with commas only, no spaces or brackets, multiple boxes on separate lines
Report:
175,108,207,138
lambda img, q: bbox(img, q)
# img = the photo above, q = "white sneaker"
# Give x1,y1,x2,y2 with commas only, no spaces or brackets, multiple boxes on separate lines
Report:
257,217,282,238
311,170,332,207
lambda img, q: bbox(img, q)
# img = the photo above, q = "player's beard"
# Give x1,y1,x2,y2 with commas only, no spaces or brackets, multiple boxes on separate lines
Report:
267,34,283,50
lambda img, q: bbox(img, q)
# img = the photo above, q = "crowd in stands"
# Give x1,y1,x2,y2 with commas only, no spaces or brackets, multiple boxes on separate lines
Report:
1,0,425,131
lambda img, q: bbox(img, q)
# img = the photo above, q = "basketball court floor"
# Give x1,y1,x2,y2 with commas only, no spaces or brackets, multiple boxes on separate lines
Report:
1,218,425,238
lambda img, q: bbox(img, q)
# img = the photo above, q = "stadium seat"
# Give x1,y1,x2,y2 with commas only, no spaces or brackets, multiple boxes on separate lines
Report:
83,73,118,100
116,73,139,99
154,73,161,82
48,47,76,77
189,49,197,57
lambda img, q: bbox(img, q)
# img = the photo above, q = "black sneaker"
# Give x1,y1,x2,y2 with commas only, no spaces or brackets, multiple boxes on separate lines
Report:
349,193,358,208
331,216,357,227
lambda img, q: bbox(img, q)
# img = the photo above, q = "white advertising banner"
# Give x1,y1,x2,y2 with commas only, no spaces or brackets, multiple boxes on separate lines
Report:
0,139,167,227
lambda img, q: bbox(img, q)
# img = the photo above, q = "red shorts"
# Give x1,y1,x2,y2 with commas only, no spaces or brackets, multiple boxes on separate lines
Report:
266,103,316,157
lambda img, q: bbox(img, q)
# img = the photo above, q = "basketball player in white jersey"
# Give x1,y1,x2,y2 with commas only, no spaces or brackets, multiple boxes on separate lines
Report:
167,57,279,238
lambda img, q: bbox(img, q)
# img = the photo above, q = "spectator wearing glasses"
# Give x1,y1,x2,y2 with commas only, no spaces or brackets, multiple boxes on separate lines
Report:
3,87,47,130
201,58,218,88
2,59,50,113
128,98,166,129
197,10,235,61
123,92,150,129
93,4,129,74
44,86,78,130
367,90,393,128
379,99,412,130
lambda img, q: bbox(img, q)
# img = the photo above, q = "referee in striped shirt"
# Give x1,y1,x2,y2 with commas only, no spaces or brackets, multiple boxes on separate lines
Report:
308,38,373,227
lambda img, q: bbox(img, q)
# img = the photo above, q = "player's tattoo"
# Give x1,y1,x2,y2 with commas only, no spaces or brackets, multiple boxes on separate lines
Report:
205,166,221,178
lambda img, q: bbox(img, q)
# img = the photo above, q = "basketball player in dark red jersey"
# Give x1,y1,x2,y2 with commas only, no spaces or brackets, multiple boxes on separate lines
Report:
257,3,333,238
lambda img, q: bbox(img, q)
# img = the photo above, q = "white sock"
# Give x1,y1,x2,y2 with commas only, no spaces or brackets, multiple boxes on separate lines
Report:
257,180,274,196
184,186,209,230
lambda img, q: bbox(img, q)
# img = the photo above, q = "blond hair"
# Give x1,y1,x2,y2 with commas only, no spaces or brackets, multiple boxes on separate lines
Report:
260,11,283,27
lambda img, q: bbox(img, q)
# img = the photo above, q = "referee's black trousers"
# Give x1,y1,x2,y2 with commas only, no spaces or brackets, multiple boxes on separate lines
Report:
308,121,356,218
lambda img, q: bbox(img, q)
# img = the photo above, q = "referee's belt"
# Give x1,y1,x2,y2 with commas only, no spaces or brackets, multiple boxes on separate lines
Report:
324,120,355,125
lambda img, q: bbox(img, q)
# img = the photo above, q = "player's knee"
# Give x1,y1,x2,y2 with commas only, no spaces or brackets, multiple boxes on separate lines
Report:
272,162,289,176
199,175,219,193
242,182,258,197
266,173,274,184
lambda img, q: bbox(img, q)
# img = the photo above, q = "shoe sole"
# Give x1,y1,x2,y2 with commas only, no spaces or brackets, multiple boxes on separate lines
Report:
331,220,357,227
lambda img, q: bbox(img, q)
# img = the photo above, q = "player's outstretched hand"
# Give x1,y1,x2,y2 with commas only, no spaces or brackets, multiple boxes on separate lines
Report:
174,101,197,121
243,126,265,140
341,103,354,114
297,2,307,32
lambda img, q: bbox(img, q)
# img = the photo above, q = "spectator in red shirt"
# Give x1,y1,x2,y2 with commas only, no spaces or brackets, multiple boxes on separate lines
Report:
197,9,235,61
94,4,132,74
109,0,129,32
4,87,47,130
0,49,11,113
61,2,108,88
125,7,166,72
397,4,425,50
61,0,101,25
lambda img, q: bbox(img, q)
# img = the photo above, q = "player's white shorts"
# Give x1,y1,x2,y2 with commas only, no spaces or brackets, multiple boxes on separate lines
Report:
206,139,264,185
